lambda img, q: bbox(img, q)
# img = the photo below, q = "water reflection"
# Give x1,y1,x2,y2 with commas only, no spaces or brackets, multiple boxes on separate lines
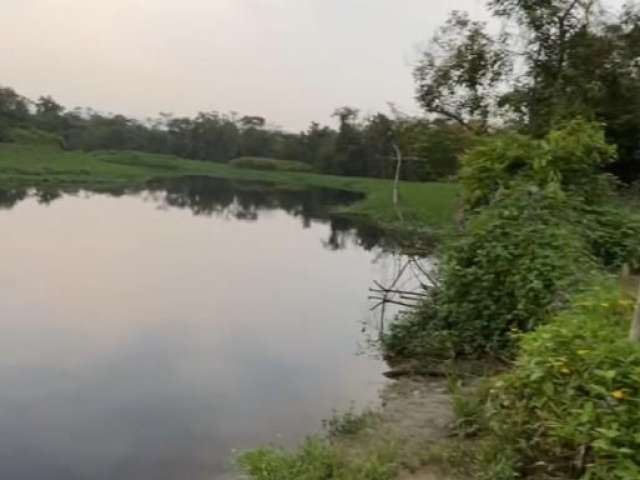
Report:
0,176,390,251
0,177,402,480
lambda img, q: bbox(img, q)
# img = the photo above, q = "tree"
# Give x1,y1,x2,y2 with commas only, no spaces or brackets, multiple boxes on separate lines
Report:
417,2,640,181
595,4,640,182
414,11,511,133
190,112,240,162
495,0,640,179
33,95,65,133
489,0,602,132
302,122,337,171
36,96,64,117
240,116,266,129
362,113,395,178
0,87,29,140
239,115,273,157
332,107,367,176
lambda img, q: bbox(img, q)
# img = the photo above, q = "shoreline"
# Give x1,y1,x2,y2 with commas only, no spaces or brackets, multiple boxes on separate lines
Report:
0,143,459,235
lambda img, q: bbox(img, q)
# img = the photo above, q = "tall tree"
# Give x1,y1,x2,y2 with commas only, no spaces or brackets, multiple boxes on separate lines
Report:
332,107,366,176
489,0,601,132
0,87,30,140
34,96,65,133
414,11,511,133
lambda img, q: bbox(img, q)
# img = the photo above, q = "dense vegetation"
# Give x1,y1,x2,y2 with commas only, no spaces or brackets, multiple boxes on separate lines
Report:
457,283,640,480
376,1,640,473
384,119,640,361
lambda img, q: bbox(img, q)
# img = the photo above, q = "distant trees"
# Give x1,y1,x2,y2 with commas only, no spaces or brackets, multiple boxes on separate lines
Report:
0,87,30,141
332,107,368,176
299,122,337,172
0,85,467,182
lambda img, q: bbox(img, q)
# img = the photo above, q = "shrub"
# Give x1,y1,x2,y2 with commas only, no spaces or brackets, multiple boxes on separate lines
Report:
384,186,598,359
229,157,313,172
384,121,635,361
460,119,616,210
322,407,375,438
473,282,640,480
580,204,640,270
8,127,62,147
93,151,183,171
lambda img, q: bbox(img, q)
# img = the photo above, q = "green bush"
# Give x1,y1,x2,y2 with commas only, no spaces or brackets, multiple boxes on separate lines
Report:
8,127,62,147
460,119,616,210
229,156,313,172
322,407,375,438
93,150,183,171
580,204,640,270
384,186,597,359
384,120,636,361
473,282,640,480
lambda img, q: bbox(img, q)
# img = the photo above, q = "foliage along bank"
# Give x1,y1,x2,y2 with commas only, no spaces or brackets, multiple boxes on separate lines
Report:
383,118,640,479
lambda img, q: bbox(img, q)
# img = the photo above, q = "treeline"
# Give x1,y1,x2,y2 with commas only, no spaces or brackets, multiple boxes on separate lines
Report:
0,87,467,181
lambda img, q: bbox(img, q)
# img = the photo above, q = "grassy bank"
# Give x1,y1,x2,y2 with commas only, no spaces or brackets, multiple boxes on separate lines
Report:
238,379,456,480
0,143,459,229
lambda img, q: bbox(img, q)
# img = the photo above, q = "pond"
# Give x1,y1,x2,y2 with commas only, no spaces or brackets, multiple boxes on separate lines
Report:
0,176,409,480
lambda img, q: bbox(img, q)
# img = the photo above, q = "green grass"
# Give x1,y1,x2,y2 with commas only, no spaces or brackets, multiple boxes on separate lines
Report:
237,410,401,480
0,143,459,229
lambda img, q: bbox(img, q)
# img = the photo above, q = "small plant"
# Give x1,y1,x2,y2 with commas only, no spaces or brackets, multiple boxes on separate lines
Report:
237,439,336,480
322,406,373,438
237,435,400,480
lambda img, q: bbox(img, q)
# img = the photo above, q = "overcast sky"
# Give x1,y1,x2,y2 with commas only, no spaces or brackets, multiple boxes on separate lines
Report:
0,0,623,131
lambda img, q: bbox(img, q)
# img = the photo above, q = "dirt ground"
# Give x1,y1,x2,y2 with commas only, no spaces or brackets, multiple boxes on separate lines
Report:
378,378,457,480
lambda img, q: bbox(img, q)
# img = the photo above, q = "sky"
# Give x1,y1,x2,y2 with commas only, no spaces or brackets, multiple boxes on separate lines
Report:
0,0,622,131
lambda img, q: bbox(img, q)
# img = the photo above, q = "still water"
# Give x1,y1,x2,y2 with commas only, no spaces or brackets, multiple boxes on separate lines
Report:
0,177,398,480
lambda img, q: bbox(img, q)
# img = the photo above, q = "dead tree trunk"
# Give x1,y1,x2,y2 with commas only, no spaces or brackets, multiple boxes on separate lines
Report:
391,142,402,207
